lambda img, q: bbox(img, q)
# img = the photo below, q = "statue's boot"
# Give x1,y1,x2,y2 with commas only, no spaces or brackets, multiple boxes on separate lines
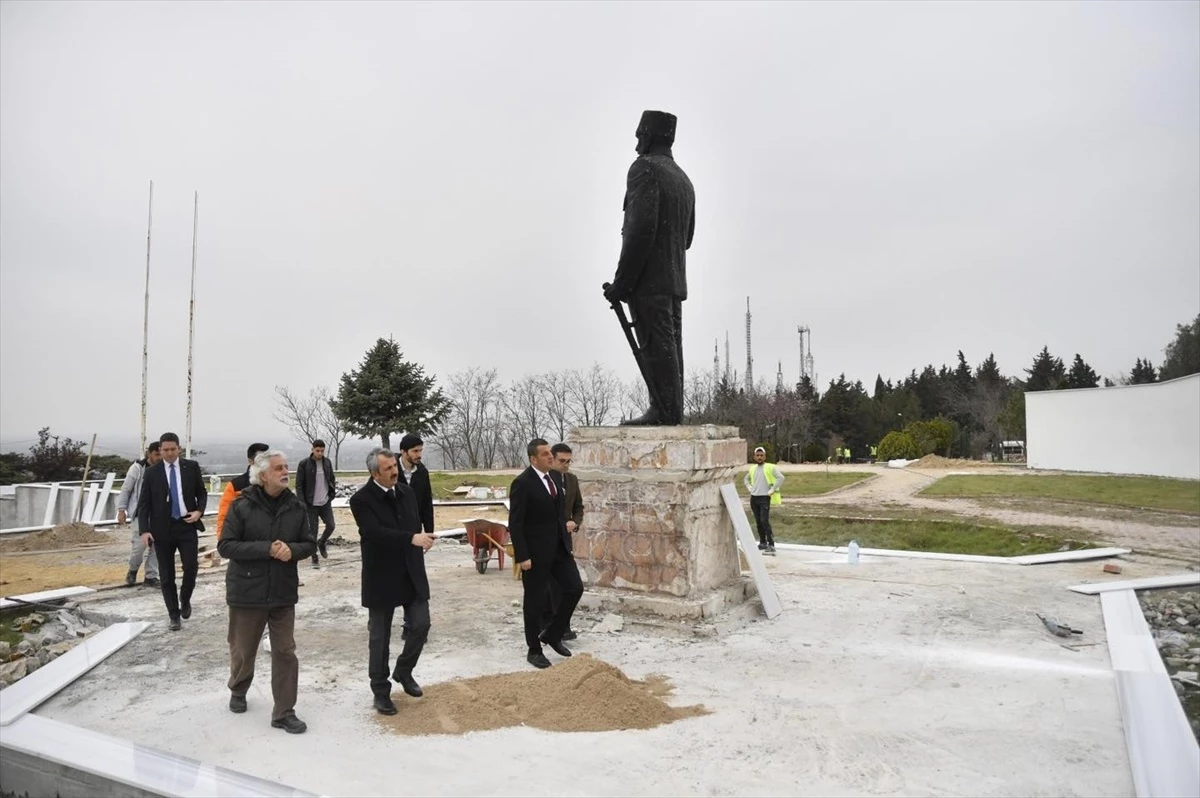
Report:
621,405,663,426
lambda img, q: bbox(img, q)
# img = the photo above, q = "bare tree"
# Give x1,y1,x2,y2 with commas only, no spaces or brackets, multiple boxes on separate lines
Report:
540,370,574,442
619,376,649,422
274,386,350,468
436,368,504,469
498,375,547,464
566,362,620,428
683,369,716,421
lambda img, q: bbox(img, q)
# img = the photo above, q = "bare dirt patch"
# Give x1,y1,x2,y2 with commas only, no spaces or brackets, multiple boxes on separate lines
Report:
376,653,706,736
0,522,121,554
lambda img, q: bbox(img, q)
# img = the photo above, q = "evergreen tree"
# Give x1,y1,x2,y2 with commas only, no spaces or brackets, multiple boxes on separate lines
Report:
975,353,1004,388
1159,313,1200,380
1025,346,1066,391
1129,357,1158,384
1064,354,1099,389
332,338,449,449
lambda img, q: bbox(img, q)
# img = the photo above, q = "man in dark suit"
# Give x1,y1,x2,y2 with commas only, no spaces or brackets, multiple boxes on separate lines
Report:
136,431,207,631
508,438,582,669
540,442,584,641
397,434,435,643
349,447,435,715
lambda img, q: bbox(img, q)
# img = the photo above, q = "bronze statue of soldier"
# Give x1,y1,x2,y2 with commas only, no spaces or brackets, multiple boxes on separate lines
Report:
603,110,696,426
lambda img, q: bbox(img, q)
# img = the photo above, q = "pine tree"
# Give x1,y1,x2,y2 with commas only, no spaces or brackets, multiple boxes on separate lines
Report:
1129,357,1158,385
1159,313,1200,380
332,338,449,449
1064,354,1099,389
1025,347,1066,391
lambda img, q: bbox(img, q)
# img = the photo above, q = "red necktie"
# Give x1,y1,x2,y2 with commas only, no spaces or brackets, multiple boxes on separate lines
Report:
544,474,557,498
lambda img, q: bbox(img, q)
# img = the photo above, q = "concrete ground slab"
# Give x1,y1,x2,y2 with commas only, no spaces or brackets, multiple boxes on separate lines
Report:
30,545,1133,797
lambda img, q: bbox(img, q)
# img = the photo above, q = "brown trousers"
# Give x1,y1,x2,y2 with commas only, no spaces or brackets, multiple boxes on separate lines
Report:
227,605,298,721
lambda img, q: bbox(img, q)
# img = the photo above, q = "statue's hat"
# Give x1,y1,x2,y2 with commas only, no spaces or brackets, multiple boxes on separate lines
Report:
637,110,677,140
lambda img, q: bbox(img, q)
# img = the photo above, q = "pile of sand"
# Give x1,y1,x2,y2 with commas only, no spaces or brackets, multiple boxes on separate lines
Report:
377,653,707,736
1,522,111,553
912,454,978,469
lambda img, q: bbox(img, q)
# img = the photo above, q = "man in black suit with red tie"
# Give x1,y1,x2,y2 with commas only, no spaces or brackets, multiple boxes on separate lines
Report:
136,431,208,631
507,438,583,669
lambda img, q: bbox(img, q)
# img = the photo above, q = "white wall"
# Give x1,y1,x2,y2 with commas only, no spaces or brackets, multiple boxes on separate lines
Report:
1025,374,1200,480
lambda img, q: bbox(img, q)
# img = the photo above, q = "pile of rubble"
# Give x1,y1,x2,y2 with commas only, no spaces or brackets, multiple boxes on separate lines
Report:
0,607,107,689
1141,589,1200,739
334,482,363,499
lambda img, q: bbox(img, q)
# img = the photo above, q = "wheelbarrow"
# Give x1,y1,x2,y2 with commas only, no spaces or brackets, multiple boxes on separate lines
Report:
462,519,509,574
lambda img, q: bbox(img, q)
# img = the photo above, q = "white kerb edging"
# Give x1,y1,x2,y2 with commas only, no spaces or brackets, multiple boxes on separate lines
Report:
1,712,321,798
1099,589,1200,798
0,622,150,726
0,586,96,611
773,542,1131,566
720,483,782,619
1068,574,1200,595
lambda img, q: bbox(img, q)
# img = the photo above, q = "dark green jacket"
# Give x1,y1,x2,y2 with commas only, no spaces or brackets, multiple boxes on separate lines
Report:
217,485,316,607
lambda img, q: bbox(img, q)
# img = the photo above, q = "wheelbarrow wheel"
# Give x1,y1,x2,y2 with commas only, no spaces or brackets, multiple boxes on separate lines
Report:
476,558,489,574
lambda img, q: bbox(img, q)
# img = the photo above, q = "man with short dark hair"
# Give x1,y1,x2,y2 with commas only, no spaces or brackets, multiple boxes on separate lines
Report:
295,440,336,568
136,432,207,631
541,443,583,641
117,441,162,587
350,447,435,715
397,434,435,643
216,442,271,542
508,438,582,669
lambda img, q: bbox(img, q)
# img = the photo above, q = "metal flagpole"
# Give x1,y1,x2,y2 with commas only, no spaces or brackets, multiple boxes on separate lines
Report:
185,191,198,459
140,180,153,454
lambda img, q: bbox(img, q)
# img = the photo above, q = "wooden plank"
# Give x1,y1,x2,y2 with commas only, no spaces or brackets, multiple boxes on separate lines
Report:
0,622,150,725
0,586,96,610
1068,574,1200,595
719,483,781,619
1100,590,1200,798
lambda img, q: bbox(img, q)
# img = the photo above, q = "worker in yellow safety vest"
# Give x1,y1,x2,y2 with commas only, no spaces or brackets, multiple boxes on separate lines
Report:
744,446,784,554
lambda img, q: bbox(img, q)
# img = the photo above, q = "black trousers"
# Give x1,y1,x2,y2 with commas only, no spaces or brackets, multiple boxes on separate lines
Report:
368,600,429,698
154,519,198,618
628,294,684,422
522,546,582,652
750,495,774,545
307,503,335,555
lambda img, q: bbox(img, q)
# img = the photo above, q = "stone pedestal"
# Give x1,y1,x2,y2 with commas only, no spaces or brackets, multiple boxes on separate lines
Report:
568,425,752,625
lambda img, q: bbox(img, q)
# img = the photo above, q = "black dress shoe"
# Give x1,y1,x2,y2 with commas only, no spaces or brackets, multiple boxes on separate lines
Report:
527,651,552,669
181,601,192,620
144,577,160,587
271,714,307,734
373,695,398,715
393,669,423,698
539,633,572,658
562,629,578,641
318,541,329,559
229,694,247,713
169,616,182,631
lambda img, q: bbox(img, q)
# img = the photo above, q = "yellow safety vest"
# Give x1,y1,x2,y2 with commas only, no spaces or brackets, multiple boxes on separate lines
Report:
749,463,782,506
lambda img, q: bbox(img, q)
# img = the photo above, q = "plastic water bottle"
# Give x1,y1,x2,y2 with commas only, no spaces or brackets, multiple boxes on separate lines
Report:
847,539,860,564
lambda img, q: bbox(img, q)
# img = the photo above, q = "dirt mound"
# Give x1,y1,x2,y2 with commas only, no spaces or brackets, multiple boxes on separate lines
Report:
377,653,707,736
912,454,977,469
1,522,114,553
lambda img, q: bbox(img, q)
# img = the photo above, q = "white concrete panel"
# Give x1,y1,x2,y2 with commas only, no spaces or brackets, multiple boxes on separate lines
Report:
1100,590,1200,798
1026,374,1200,479
720,483,782,619
1068,573,1200,595
0,586,96,610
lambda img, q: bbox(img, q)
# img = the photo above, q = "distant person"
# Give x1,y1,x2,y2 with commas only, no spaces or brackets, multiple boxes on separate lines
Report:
116,441,162,588
508,438,582,669
136,432,207,631
540,442,583,641
350,447,434,715
216,442,271,542
744,446,783,555
295,440,336,568
217,449,314,734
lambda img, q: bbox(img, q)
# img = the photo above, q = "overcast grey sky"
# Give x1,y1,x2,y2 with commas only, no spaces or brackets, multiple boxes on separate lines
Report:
2,0,1197,448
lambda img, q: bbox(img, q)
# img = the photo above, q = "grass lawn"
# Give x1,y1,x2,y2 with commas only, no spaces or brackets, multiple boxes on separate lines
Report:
920,474,1200,514
769,508,1095,557
736,470,869,498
